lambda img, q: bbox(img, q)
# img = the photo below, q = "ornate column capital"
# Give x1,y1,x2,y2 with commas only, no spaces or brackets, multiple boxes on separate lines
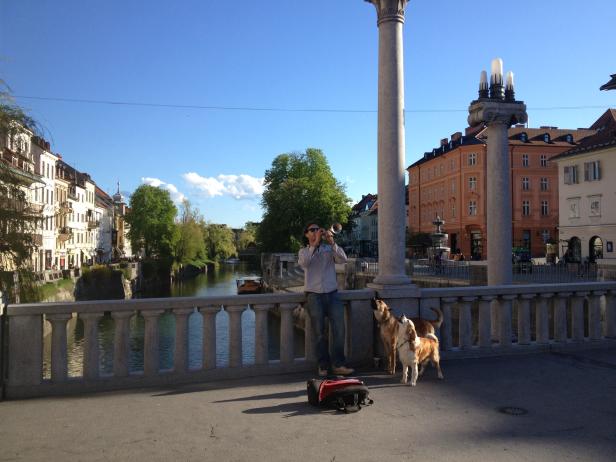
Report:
365,0,409,25
468,100,528,128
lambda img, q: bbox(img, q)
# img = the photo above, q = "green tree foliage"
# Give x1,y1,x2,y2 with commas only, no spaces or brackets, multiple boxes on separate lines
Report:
0,82,41,271
237,221,258,251
202,223,237,261
257,148,351,252
174,200,207,267
125,185,178,258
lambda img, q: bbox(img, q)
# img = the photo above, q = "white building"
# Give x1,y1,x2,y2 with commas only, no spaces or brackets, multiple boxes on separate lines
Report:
31,137,58,271
94,186,114,263
552,109,616,262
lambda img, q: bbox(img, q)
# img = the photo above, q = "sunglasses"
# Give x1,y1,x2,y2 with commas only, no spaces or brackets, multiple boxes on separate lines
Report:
307,227,320,233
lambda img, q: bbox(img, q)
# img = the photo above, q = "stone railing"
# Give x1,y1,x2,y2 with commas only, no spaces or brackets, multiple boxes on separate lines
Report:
3,282,616,399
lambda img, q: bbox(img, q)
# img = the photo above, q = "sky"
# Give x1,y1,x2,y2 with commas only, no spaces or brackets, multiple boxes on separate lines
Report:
1,0,615,228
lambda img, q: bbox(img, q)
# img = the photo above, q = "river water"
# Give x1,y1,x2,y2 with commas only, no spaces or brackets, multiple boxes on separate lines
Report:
44,262,305,378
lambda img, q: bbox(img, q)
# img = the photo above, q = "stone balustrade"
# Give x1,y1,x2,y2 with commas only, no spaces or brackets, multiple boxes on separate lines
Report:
4,282,616,399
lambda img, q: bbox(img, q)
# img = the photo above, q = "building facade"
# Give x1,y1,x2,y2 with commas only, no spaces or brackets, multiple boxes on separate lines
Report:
552,109,616,262
408,125,595,259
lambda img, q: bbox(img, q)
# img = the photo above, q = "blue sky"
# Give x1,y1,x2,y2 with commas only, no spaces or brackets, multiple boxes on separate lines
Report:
2,0,614,228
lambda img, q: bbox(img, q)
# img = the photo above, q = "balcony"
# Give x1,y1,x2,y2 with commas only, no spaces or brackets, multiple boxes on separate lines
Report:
87,220,100,229
68,190,78,201
58,201,72,213
57,226,72,242
25,203,45,214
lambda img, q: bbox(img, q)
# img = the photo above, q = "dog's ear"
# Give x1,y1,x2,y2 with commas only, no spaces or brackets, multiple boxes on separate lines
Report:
371,298,378,309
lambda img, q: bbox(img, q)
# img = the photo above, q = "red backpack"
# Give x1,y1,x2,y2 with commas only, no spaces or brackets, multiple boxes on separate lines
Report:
307,378,373,413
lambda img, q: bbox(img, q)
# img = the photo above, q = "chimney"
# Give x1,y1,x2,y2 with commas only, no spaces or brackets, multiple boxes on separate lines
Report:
451,132,462,142
440,138,448,147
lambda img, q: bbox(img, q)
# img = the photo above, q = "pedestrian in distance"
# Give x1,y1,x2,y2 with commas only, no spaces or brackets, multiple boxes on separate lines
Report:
298,220,354,377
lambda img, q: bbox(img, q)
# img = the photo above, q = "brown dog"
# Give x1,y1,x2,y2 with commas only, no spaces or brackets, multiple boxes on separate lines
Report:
372,298,443,375
397,315,443,386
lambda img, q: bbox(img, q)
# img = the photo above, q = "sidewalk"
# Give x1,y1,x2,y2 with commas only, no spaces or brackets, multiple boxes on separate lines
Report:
1,348,615,462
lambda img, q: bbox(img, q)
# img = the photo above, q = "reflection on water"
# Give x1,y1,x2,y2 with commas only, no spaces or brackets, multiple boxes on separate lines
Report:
43,262,305,378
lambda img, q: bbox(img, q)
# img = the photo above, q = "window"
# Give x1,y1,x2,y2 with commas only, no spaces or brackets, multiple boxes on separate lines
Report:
541,200,549,216
468,201,477,216
468,176,477,190
541,229,551,243
451,181,455,194
566,134,573,143
450,159,455,170
520,132,528,142
543,133,550,143
451,203,456,218
522,200,530,216
540,155,548,167
522,177,530,191
468,153,477,166
589,195,601,217
540,177,549,191
584,161,601,181
522,154,529,167
564,165,579,184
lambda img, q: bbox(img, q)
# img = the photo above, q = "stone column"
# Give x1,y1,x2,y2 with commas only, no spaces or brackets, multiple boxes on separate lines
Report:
468,60,527,286
47,313,73,382
365,0,412,287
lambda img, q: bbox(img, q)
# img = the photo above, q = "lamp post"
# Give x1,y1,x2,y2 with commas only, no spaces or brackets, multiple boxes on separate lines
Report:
364,0,413,289
468,58,528,285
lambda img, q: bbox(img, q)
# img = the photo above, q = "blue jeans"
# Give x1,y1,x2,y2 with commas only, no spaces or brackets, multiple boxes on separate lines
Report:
305,291,346,369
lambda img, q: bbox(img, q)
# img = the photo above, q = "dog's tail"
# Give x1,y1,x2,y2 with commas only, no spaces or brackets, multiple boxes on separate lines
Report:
430,307,444,329
425,333,439,342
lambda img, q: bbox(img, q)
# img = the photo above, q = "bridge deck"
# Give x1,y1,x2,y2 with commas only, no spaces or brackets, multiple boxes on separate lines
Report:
1,348,615,461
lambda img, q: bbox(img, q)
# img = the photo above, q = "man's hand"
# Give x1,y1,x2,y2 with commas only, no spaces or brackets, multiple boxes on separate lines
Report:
323,229,334,245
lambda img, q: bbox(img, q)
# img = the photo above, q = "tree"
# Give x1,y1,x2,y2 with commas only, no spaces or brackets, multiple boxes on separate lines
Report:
257,148,351,252
174,200,207,267
237,221,258,252
0,82,41,271
125,185,178,259
203,223,237,261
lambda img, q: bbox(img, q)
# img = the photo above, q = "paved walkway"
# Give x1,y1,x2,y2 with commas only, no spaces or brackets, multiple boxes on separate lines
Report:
1,348,615,462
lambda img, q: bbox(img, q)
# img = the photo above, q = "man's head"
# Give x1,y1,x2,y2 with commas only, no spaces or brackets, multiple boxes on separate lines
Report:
304,221,322,246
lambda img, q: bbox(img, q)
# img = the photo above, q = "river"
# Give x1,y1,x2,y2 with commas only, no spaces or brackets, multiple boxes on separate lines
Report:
43,262,305,378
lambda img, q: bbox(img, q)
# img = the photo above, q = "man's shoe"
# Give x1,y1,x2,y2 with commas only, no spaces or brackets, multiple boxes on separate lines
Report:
318,367,328,377
332,366,354,376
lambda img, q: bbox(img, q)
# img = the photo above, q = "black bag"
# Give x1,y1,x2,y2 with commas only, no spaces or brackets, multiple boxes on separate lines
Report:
307,377,373,413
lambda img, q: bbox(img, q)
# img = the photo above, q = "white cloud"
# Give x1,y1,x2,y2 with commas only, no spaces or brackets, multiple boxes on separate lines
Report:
183,172,264,199
141,177,186,203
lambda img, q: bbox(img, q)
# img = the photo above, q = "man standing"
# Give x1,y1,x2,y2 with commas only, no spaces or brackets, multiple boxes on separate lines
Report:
298,221,354,376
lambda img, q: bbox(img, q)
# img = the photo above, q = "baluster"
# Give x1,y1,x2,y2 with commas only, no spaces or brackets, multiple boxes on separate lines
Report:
252,304,273,366
588,291,605,341
226,305,246,368
279,303,296,364
112,311,133,377
440,298,456,351
142,310,164,376
173,308,194,374
490,298,500,342
570,292,588,342
498,295,516,347
535,293,552,344
79,312,104,379
517,294,534,345
459,297,474,349
46,313,72,382
200,305,221,370
303,303,315,362
553,292,571,342
606,290,616,338
478,296,494,348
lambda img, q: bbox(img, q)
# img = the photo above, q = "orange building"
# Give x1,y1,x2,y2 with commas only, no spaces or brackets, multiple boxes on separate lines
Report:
407,125,595,259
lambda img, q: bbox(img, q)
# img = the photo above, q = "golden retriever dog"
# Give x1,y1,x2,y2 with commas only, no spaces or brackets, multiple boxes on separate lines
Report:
397,316,443,386
371,298,443,375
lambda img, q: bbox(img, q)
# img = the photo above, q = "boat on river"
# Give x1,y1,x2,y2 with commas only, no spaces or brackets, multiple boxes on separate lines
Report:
236,277,264,294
